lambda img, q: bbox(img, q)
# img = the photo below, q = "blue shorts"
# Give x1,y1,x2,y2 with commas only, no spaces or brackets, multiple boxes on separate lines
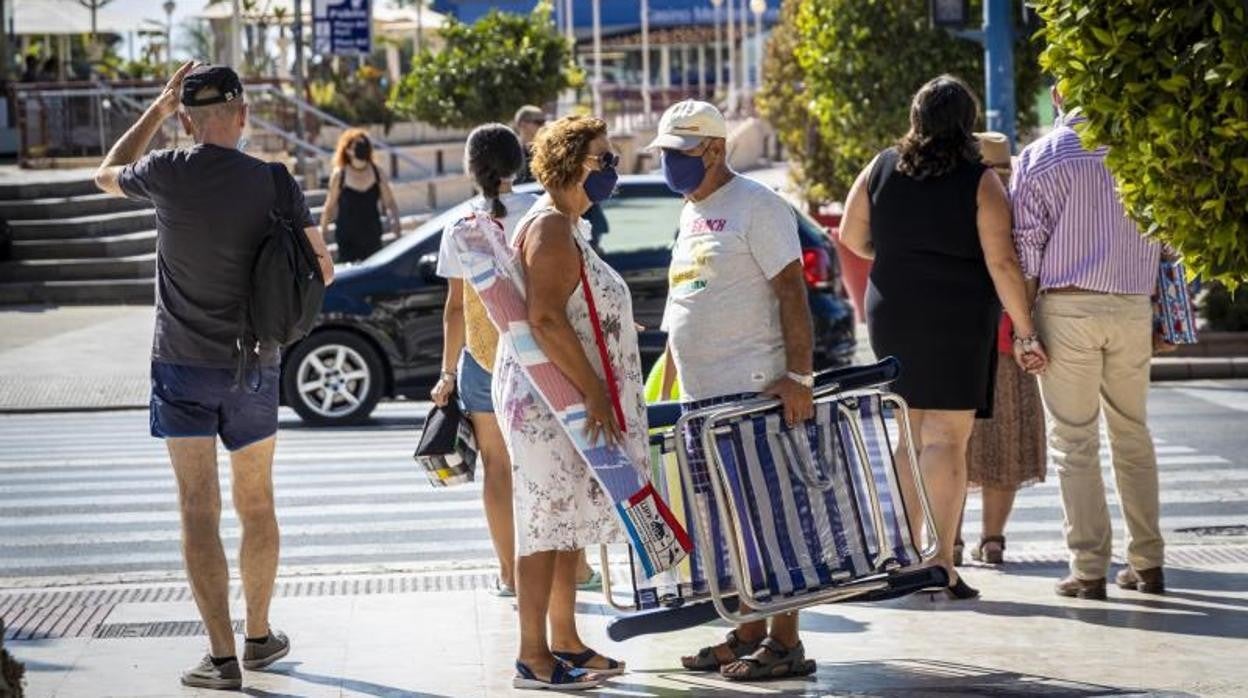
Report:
150,361,280,451
456,350,494,414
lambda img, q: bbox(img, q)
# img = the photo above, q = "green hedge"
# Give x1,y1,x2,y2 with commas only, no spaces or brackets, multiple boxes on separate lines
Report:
775,0,1043,201
1036,1,1248,285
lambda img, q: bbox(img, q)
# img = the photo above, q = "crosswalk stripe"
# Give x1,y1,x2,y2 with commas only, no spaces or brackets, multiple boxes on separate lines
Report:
0,517,493,549
0,500,486,528
2,539,501,570
0,471,438,495
6,462,1243,499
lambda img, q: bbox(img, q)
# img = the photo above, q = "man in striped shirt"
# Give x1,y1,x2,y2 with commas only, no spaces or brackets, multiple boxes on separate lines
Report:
1011,87,1164,600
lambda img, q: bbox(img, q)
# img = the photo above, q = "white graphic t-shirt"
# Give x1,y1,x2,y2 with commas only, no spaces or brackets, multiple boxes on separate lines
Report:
661,175,801,401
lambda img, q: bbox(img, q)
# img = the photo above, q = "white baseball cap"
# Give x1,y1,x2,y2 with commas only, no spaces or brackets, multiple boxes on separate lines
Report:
645,100,728,151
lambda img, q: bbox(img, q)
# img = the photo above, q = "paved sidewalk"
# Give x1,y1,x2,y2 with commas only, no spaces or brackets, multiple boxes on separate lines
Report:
5,547,1247,697
0,305,153,411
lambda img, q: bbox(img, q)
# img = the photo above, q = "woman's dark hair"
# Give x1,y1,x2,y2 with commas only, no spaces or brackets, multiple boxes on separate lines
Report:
464,123,525,219
895,75,982,180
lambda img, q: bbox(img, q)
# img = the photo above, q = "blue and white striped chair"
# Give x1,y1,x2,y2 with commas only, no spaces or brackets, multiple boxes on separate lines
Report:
605,359,947,640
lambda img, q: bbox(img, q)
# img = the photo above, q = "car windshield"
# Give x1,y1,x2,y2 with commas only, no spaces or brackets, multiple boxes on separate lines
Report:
597,195,685,254
359,202,474,268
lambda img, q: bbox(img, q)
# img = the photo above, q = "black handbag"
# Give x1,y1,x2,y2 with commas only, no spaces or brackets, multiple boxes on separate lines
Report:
413,397,477,487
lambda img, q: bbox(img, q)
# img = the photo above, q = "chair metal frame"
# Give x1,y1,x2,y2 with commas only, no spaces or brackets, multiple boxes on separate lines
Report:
601,383,940,624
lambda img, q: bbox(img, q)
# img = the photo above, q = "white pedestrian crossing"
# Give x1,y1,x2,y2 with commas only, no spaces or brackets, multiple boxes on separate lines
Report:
0,400,1245,583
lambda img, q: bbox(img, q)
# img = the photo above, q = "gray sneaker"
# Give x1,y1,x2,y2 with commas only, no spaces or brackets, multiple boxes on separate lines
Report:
181,655,242,690
243,630,290,670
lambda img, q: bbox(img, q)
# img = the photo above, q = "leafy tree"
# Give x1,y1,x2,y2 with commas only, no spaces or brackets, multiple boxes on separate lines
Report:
756,0,840,206
1036,1,1247,285
782,0,1043,201
389,1,580,129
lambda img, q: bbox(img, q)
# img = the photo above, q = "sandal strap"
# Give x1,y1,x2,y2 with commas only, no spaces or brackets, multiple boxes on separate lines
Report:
554,648,619,670
980,535,1006,548
551,661,591,685
725,630,761,653
553,649,597,667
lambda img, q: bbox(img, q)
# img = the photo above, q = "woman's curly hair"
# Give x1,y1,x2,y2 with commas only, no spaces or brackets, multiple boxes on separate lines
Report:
896,75,982,180
530,115,608,191
464,123,525,219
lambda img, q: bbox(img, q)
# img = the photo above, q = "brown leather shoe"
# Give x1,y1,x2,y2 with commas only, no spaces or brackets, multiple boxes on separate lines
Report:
1055,575,1107,600
1116,566,1165,594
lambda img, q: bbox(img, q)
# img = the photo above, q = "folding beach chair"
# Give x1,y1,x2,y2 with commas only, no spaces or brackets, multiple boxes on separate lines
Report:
603,358,949,640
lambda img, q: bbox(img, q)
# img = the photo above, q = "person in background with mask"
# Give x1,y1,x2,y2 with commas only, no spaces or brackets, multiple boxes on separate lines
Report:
651,100,818,681
93,62,333,690
320,128,402,263
495,115,637,690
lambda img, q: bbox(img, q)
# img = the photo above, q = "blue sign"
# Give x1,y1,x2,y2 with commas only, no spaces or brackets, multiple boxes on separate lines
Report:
313,0,373,57
432,0,779,33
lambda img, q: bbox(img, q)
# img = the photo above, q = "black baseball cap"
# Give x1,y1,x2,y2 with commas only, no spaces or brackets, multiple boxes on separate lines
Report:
180,65,244,107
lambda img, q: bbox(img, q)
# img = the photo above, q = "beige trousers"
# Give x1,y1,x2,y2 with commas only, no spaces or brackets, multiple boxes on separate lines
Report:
1035,293,1164,579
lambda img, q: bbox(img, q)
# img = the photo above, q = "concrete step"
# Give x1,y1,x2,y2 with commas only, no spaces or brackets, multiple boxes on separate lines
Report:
0,253,156,282
9,208,157,240
0,277,154,305
0,192,149,220
0,177,98,201
9,197,329,242
10,230,157,260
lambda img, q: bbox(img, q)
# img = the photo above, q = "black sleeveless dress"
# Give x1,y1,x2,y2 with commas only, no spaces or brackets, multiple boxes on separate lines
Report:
865,147,1000,417
334,164,384,263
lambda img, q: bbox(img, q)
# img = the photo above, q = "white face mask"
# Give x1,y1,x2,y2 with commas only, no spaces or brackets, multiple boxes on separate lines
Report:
236,136,249,151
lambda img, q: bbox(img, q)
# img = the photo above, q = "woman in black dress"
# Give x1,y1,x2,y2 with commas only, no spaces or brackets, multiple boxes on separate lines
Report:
320,129,402,263
840,75,1047,598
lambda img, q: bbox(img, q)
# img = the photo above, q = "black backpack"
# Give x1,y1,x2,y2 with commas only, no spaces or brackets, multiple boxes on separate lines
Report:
235,164,326,383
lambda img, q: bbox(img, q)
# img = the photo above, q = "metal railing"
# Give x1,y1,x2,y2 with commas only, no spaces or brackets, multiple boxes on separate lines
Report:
8,80,435,183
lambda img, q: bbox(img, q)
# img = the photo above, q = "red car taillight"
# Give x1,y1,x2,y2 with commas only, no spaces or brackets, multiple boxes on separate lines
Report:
802,247,831,289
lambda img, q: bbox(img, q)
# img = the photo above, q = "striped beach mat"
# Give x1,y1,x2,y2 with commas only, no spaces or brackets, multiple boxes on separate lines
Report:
447,214,691,577
629,391,918,609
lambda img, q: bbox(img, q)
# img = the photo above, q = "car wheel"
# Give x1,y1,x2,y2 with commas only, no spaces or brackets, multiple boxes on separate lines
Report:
283,330,385,426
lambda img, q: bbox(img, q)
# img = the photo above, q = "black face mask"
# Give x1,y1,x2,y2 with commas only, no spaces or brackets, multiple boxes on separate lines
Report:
352,141,371,161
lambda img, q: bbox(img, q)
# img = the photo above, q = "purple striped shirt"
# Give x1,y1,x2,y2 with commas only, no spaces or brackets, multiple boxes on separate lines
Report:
1011,112,1160,295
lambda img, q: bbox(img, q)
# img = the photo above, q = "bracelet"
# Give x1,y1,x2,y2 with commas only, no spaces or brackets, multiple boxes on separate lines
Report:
439,371,456,382
1012,333,1040,348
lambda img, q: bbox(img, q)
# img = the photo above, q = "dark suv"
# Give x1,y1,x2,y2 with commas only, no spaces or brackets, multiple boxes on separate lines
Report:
282,175,857,425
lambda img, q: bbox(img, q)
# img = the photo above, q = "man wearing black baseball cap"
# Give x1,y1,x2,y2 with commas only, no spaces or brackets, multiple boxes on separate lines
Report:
95,62,333,690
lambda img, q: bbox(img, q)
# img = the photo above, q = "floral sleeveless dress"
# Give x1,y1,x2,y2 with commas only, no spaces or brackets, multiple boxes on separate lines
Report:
492,208,646,556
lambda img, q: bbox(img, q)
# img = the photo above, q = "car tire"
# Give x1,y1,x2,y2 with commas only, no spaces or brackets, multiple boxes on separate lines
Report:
283,329,385,426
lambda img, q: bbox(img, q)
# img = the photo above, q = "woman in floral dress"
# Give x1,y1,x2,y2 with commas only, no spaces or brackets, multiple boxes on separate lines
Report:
493,115,646,690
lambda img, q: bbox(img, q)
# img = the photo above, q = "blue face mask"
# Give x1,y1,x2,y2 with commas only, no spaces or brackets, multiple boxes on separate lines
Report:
661,148,707,194
583,154,619,203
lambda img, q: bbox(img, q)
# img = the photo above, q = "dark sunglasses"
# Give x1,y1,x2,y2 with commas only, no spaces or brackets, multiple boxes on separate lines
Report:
589,151,619,169
525,119,546,127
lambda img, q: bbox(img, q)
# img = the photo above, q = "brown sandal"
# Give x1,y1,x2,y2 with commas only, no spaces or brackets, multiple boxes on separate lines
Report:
720,638,817,681
971,536,1006,564
681,630,762,671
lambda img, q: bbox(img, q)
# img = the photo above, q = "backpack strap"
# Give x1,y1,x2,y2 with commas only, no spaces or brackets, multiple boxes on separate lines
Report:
233,163,292,391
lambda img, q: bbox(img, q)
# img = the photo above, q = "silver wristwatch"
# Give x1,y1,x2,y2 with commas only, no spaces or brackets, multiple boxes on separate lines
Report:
786,371,815,388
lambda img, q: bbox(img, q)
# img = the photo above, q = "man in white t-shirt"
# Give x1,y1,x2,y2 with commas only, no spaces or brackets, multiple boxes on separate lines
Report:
651,100,816,681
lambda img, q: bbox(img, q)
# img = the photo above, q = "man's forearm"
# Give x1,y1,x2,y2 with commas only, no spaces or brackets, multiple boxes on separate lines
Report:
774,267,814,374
102,104,168,169
1025,277,1040,308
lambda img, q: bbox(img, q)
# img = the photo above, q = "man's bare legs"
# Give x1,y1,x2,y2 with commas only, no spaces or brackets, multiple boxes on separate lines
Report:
229,436,279,639
168,437,234,658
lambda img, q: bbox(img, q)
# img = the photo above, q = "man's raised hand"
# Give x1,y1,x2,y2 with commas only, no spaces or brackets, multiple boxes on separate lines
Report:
156,61,197,118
